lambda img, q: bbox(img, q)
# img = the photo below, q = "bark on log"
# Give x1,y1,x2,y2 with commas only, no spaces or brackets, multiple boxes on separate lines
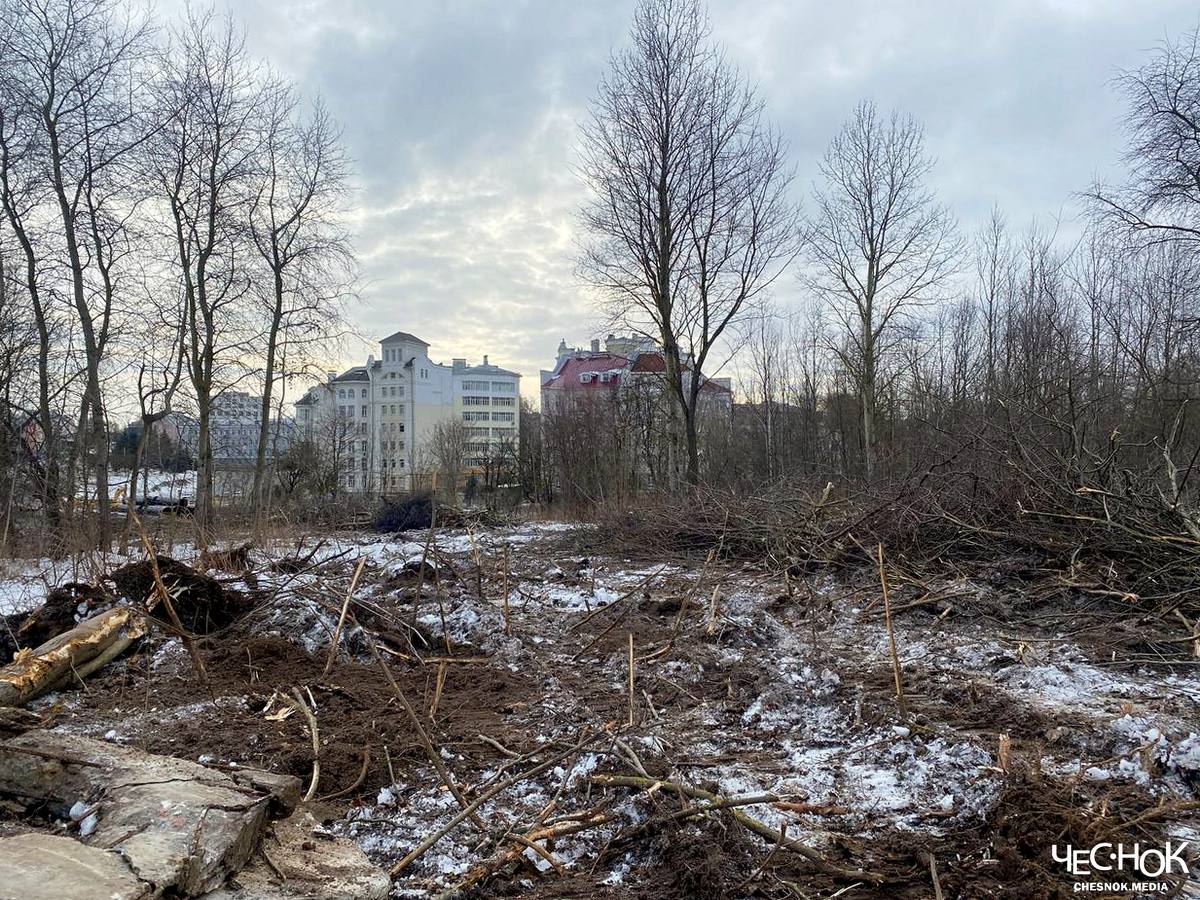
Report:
0,607,146,707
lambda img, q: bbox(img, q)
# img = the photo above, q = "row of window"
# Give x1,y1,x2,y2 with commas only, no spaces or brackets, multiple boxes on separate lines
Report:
462,411,515,423
461,380,516,392
338,385,405,399
462,396,515,407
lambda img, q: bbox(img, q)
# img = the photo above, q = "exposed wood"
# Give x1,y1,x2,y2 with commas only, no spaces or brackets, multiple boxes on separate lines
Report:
0,608,146,707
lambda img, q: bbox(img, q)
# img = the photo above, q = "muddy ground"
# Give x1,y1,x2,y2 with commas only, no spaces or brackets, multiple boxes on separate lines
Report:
3,521,1199,898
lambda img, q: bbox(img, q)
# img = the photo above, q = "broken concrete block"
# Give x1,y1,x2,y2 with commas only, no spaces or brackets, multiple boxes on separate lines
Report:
0,832,151,900
0,730,302,896
202,811,389,900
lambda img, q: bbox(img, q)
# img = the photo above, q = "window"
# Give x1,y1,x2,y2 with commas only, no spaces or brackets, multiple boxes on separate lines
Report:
462,380,489,391
338,389,345,398
492,396,515,407
491,381,515,392
361,405,367,416
361,389,367,397
463,396,490,406
463,411,489,422
492,412,515,423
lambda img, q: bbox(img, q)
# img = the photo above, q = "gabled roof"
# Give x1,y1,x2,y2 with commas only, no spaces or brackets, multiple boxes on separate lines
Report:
629,353,667,373
331,366,369,382
380,331,428,346
542,353,629,390
629,352,731,394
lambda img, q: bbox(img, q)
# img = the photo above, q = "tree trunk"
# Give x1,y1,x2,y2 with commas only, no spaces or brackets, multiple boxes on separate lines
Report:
252,268,284,520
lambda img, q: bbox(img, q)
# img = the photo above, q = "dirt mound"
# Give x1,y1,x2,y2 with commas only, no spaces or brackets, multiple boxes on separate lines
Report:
110,556,250,633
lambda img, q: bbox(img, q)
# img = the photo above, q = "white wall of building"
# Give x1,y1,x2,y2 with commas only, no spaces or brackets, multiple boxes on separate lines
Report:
295,332,520,492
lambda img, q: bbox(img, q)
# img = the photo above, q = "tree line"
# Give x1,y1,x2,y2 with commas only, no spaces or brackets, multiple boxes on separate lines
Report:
567,0,1200,518
0,0,354,552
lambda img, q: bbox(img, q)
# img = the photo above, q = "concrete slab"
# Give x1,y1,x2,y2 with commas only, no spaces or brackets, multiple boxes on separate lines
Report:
0,730,302,896
0,832,151,900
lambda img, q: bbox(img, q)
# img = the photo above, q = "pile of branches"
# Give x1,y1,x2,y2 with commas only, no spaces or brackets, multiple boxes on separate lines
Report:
597,432,1200,629
372,493,513,534
594,480,868,570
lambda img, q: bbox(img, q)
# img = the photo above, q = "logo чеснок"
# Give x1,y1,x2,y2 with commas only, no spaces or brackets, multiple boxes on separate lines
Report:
1052,841,1190,892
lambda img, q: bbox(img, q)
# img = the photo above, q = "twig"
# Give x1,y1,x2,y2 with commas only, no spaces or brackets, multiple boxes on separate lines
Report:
478,734,520,758
317,745,371,802
323,556,367,678
290,687,320,801
390,732,599,876
593,774,878,881
409,514,436,632
130,510,208,686
928,853,944,900
361,624,483,830
878,543,906,713
627,632,636,727
501,544,511,636
571,567,664,631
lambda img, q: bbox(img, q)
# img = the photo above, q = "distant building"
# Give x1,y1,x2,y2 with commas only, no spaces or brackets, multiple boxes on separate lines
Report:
540,334,732,411
294,331,521,492
164,391,297,498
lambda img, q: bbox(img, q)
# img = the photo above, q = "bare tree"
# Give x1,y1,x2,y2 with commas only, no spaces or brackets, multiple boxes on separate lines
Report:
124,282,187,539
426,419,467,503
803,101,961,480
1089,26,1200,245
0,37,68,542
579,0,799,488
3,0,155,549
247,88,351,518
152,8,266,539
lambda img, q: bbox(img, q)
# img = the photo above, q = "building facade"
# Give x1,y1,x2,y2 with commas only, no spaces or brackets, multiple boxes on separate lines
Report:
540,334,732,411
294,331,521,492
165,391,298,498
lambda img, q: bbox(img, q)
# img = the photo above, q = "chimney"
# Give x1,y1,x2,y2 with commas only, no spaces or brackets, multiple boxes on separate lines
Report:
326,370,337,383
452,358,466,369
483,355,489,366
590,338,600,353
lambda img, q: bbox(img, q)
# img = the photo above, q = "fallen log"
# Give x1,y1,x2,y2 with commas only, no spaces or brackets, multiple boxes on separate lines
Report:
0,607,146,707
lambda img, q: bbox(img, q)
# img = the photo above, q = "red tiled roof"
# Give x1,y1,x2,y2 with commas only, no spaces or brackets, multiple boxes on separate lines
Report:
630,352,731,394
629,353,667,373
542,353,628,391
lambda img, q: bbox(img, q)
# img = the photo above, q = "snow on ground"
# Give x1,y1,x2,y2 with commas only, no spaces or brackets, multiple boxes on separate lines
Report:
307,524,1200,889
6,518,1198,893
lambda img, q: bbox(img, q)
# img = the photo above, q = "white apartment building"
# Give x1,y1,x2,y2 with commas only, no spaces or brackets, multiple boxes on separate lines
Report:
294,331,521,492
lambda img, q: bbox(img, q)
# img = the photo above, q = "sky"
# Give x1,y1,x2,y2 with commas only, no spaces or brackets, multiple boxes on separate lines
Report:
210,0,1197,390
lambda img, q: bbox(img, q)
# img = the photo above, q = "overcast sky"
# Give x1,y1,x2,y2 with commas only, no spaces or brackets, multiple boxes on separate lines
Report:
219,0,1195,387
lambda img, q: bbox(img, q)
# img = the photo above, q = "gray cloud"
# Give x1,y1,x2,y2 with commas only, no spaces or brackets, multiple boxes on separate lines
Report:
221,0,1196,384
